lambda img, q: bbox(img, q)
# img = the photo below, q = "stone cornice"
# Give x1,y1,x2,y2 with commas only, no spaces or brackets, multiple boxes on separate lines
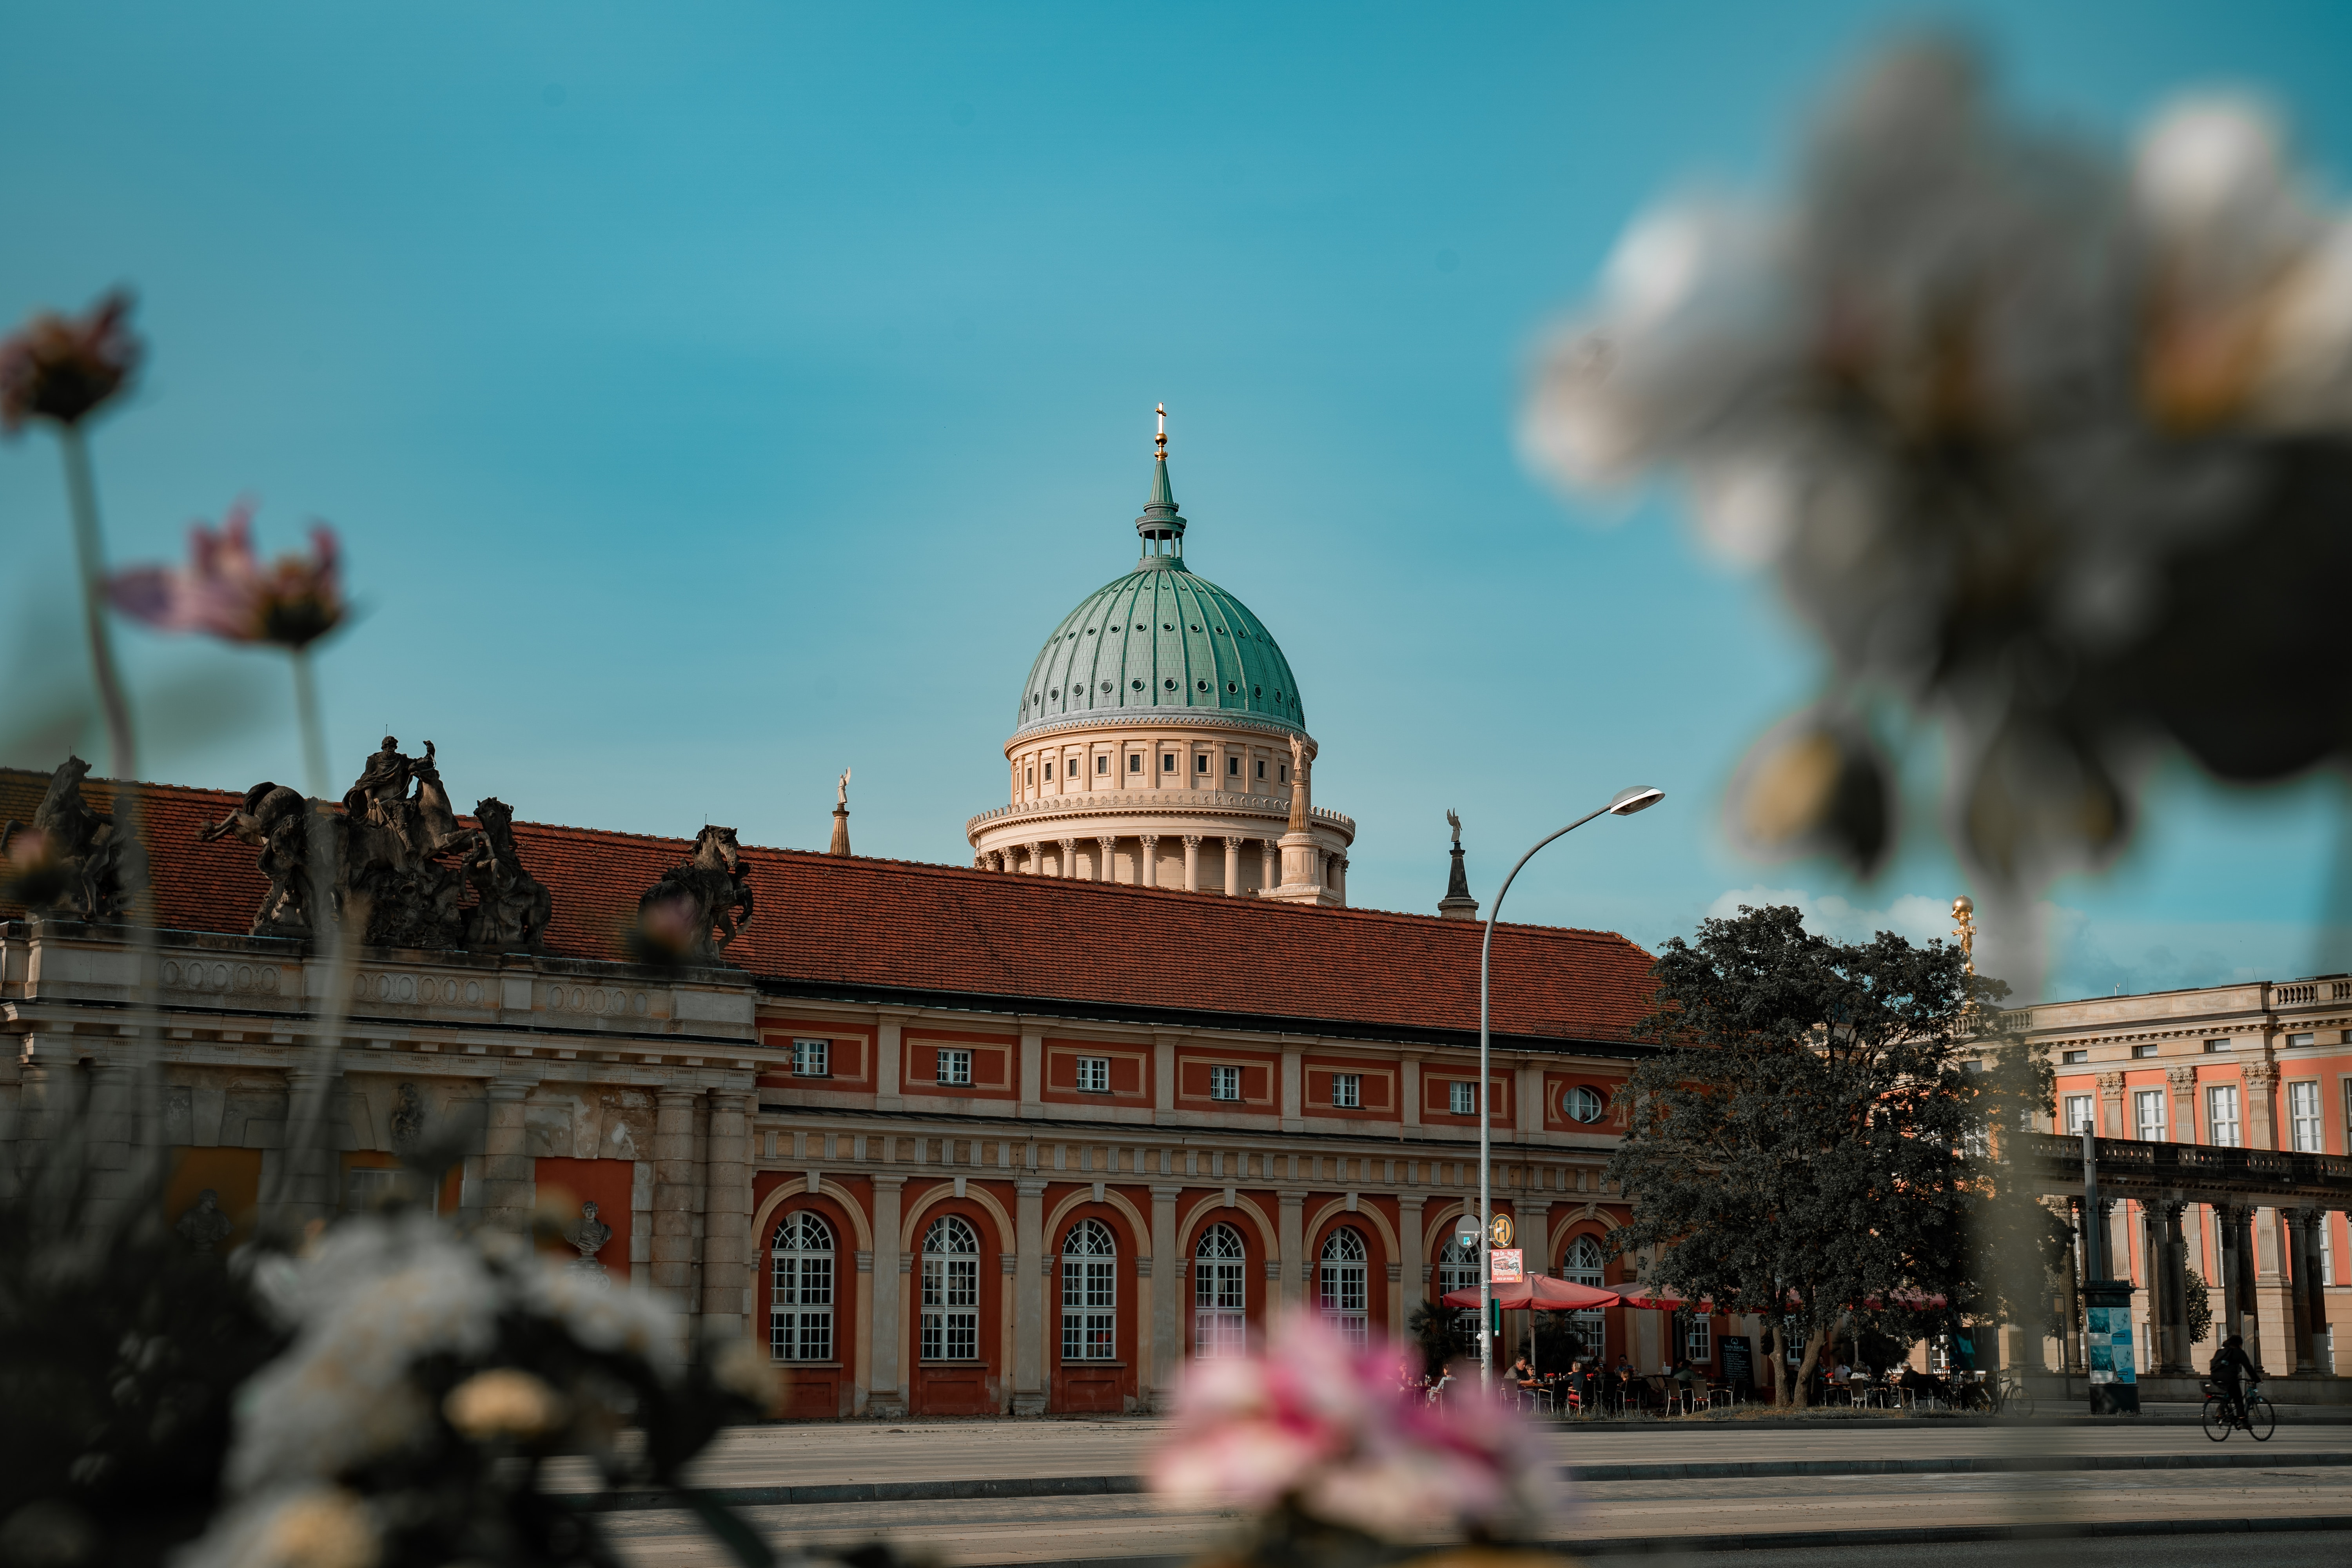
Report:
966,791,1356,839
1007,710,1310,746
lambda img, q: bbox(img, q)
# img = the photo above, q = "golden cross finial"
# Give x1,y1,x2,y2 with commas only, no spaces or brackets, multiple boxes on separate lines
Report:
1155,402,1167,455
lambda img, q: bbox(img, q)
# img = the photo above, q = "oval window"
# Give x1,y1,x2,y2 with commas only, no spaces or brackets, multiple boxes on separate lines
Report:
1566,1086,1606,1124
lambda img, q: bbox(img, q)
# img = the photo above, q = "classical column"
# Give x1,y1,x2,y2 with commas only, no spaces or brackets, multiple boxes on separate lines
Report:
2310,1209,2336,1373
1139,835,1160,889
651,1090,700,1301
1058,838,1078,880
1398,1194,1426,1338
1013,1177,1047,1414
1277,1189,1306,1313
2167,1064,2199,1143
870,1174,907,1417
2060,1198,2084,1372
2096,1072,2125,1139
1333,855,1348,904
701,1092,750,1339
1223,837,1243,896
2219,1203,2265,1370
1182,835,1202,892
1259,840,1278,894
1024,842,1041,874
2157,1201,2192,1373
1097,836,1118,884
481,1080,535,1232
2290,1207,2325,1374
1149,1185,1182,1409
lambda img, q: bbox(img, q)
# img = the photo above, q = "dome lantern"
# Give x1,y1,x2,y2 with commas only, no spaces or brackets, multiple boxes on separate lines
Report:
1135,403,1186,559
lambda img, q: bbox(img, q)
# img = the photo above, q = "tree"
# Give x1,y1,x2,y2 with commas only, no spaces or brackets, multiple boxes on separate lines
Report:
1602,905,2057,1406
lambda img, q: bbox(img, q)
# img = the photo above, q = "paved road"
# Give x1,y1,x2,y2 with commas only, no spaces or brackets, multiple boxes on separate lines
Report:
578,1419,2352,1568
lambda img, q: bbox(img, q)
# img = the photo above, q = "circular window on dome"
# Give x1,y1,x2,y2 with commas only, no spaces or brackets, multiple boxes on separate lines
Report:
1252,686,1261,697
1163,678,1176,690
1163,623,1173,630
1087,628,1096,635
1100,681,1112,692
1051,688,1060,698
1195,679,1209,691
1132,679,1144,690
1189,624,1200,632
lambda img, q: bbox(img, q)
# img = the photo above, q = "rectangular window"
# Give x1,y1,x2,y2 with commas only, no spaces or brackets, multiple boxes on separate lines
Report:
1128,753,1141,772
2287,1033,2315,1048
1227,756,1240,775
936,1049,972,1086
1162,753,1176,773
1448,1081,1477,1116
2063,1094,2094,1135
1257,760,1266,778
1044,761,1053,780
1331,1073,1361,1109
1077,1056,1110,1094
1196,753,1209,773
2134,1088,2167,1142
2208,1085,2241,1147
1209,1065,1241,1102
1684,1314,1713,1362
1096,754,1107,774
2062,1049,2087,1064
2205,1039,2231,1053
1062,1241,1117,1361
1280,764,1288,782
920,1256,979,1360
1027,768,1034,785
791,1038,830,1078
2289,1081,2323,1152
2131,1044,2158,1058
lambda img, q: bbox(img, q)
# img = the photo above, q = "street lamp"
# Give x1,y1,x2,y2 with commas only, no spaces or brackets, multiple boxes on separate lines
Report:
1477,784,1664,1394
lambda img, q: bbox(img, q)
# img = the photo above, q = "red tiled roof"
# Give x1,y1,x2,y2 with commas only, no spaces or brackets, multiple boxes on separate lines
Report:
2,769,1659,1047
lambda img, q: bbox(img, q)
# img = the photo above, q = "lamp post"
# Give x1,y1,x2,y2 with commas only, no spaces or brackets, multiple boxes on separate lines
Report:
1478,784,1665,1395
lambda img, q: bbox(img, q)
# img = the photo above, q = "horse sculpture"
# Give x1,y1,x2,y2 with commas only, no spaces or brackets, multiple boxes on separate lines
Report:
3,755,145,922
635,824,754,964
460,797,551,953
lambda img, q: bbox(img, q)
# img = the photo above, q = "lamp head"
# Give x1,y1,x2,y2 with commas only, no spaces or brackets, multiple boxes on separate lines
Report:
1608,785,1666,816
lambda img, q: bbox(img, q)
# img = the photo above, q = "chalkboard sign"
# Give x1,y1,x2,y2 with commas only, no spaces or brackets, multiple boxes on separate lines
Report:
1720,1335,1754,1389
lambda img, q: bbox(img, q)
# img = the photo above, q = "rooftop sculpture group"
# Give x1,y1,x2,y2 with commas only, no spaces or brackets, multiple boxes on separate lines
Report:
200,737,552,952
0,755,148,923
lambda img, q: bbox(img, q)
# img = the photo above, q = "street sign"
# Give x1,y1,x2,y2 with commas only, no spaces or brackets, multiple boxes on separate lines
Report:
1489,1214,1514,1249
1454,1217,1481,1247
1489,1247,1524,1283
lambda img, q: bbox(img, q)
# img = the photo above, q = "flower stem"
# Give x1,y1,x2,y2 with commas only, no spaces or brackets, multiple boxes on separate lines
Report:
290,646,329,800
58,423,136,781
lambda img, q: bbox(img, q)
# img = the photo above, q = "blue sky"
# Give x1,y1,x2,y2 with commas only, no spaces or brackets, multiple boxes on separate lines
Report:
4,2,2347,1003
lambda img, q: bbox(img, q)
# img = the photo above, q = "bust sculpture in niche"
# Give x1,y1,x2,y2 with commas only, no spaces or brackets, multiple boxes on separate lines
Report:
570,1200,614,1289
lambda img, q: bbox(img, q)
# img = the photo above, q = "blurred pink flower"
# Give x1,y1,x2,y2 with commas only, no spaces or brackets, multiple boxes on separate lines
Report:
1150,1317,1545,1540
0,290,141,430
108,504,346,650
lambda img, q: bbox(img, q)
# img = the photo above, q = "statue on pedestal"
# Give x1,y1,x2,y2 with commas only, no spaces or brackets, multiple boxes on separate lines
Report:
569,1200,614,1290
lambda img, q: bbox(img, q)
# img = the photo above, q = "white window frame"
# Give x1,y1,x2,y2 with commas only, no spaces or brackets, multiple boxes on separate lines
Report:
2063,1094,2094,1136
1193,1223,1247,1357
1448,1081,1477,1116
1331,1073,1361,1109
2134,1088,2168,1143
1684,1312,1713,1362
2208,1085,2242,1148
1061,1219,1117,1361
2288,1080,2323,1153
1209,1065,1241,1102
1566,1086,1605,1124
1563,1235,1608,1350
770,1211,835,1362
1319,1227,1369,1347
1076,1056,1110,1094
936,1049,972,1087
791,1038,829,1078
1439,1235,1483,1346
920,1216,980,1360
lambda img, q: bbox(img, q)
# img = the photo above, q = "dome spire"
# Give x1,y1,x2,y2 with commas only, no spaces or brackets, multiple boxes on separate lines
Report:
1136,402,1187,561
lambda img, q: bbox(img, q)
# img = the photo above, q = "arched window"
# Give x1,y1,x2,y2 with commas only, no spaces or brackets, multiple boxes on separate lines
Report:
1562,1235,1607,1353
1193,1222,1247,1357
1438,1233,1481,1348
921,1215,980,1361
1062,1218,1118,1361
1319,1227,1370,1347
770,1211,834,1362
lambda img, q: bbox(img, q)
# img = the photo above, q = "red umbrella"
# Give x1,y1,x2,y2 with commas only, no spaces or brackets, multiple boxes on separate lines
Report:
1618,1287,1716,1312
1439,1274,1622,1311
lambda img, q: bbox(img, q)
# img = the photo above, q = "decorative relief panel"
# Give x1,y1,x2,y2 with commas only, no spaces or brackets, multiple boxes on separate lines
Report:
160,958,283,996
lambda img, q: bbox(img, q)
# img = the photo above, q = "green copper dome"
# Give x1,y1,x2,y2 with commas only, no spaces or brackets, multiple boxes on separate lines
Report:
1014,444,1306,737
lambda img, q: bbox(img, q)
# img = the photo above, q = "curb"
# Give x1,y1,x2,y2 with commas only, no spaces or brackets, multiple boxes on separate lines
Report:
572,1450,2352,1511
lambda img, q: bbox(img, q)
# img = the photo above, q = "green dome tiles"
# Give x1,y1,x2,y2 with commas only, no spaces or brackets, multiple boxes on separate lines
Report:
1015,563,1305,735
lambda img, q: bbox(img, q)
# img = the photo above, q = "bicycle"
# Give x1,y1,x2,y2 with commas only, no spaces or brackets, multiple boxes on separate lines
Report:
1991,1370,2034,1418
2200,1379,2276,1442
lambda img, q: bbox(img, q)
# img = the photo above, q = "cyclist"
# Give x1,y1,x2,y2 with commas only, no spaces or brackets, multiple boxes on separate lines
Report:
2209,1334,2259,1426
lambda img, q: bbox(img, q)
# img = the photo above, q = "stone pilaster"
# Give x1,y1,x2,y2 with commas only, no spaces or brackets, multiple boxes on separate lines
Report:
1398,1194,1426,1334
480,1081,534,1232
651,1089,699,1301
2095,1072,2125,1140
2167,1064,2199,1144
700,1091,750,1339
1013,1177,1047,1414
1277,1189,1306,1313
2244,1060,2280,1150
1149,1184,1181,1408
870,1174,907,1417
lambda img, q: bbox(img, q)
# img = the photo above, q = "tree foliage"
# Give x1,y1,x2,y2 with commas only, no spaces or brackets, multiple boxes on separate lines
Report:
1602,905,2060,1405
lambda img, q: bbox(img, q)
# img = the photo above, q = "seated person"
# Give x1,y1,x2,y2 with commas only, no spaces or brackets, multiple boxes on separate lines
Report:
1829,1359,1853,1385
1510,1355,1538,1390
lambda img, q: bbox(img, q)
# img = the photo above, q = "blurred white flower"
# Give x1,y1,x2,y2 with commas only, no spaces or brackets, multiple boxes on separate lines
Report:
444,1368,568,1441
523,1256,685,1374
176,1486,379,1568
